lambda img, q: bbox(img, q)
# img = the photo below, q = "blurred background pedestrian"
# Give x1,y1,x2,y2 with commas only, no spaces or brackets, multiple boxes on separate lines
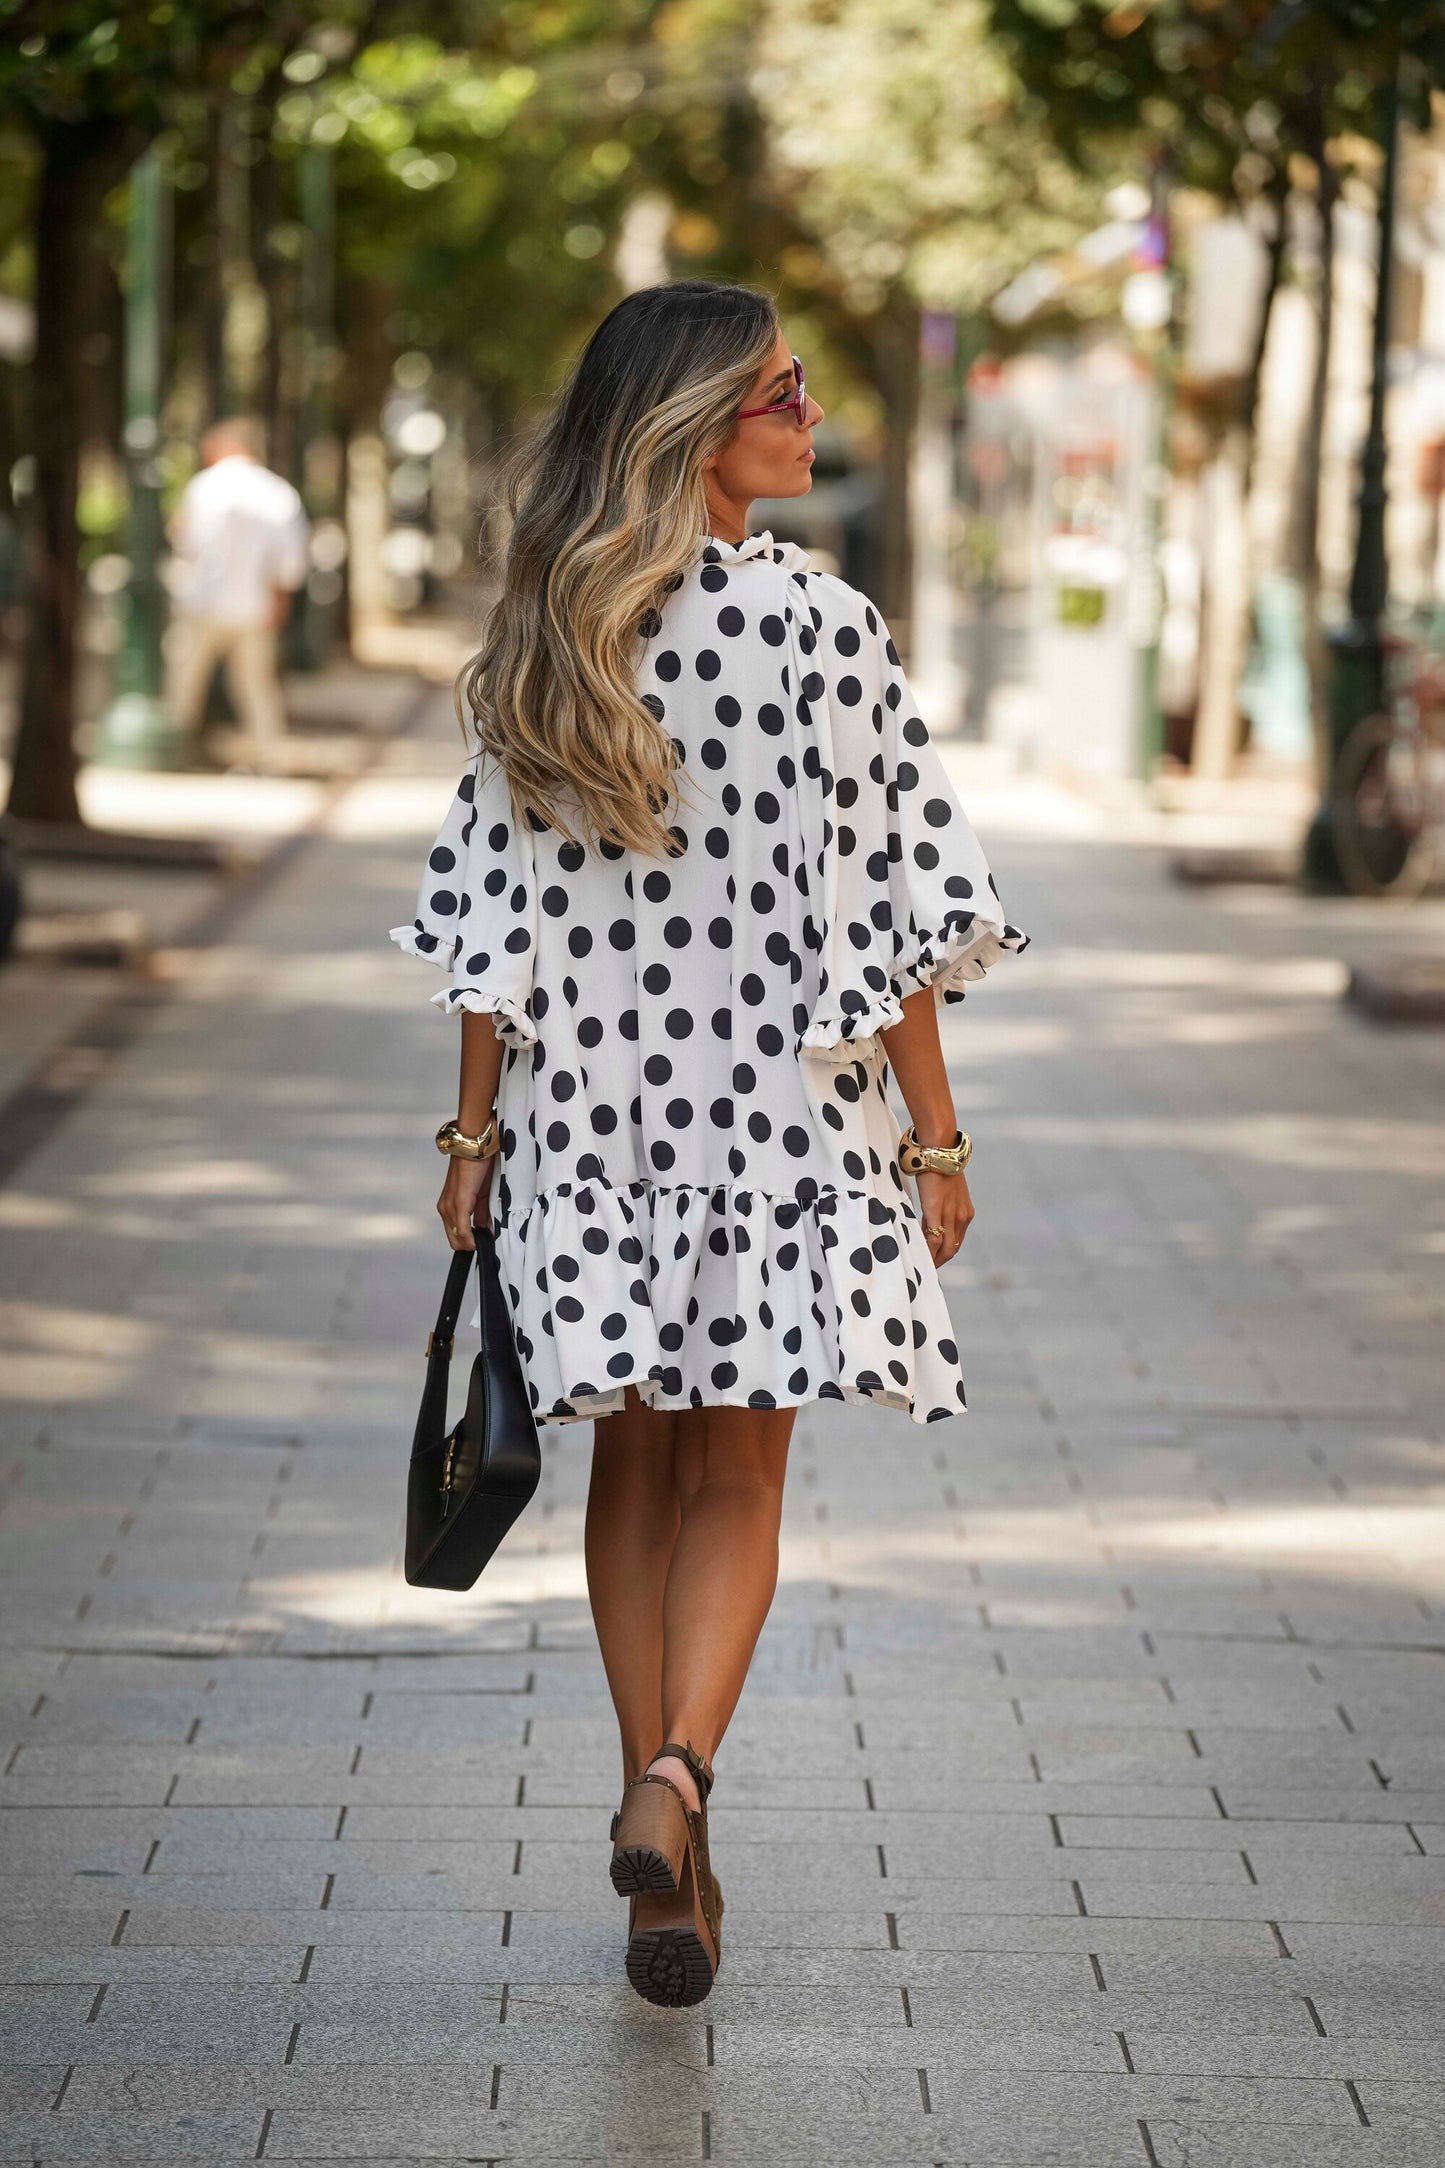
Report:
165,417,309,773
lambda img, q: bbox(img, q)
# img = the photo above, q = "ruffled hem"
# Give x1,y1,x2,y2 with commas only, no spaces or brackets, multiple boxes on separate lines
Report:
488,1175,971,1428
798,917,1030,1062
529,1375,965,1426
388,924,537,1045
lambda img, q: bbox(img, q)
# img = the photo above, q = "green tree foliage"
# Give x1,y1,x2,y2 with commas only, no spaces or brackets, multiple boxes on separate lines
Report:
987,0,1445,189
754,0,1105,316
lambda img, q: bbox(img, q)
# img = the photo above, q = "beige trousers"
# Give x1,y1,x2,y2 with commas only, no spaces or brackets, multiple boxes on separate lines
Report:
167,614,287,762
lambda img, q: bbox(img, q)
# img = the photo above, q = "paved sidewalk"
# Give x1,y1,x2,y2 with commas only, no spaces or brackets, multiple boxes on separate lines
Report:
2,688,1444,2165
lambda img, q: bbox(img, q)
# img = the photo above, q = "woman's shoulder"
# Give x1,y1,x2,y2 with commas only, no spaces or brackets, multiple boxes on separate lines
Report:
780,565,898,678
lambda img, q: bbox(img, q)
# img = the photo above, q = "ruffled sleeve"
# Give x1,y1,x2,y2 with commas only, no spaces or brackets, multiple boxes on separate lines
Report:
389,751,538,1045
793,574,1028,1062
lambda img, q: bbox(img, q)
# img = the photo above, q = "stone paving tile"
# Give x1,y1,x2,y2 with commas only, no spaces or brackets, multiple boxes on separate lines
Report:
704,2019,1128,2072
0,1946,308,1985
1123,2031,1445,2080
1056,1815,1417,1855
0,2110,267,2158
0,1870,329,1916
906,1985,1318,2035
0,1751,183,1808
1143,2123,1443,2167
0,1985,100,2063
1217,1787,1445,1824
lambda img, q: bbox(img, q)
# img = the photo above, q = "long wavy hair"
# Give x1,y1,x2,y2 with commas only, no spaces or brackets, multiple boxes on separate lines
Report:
461,280,781,859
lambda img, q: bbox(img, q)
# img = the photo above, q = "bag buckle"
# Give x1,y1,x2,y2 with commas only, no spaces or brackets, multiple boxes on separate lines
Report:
440,1434,462,1518
426,1331,454,1359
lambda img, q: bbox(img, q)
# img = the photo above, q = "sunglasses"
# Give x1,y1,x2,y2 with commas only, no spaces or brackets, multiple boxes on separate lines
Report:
738,355,808,428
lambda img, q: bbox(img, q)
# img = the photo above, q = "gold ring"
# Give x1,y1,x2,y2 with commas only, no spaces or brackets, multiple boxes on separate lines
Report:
923,1223,944,1240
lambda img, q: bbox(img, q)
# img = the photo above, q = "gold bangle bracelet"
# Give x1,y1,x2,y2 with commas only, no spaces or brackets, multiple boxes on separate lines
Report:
898,1123,972,1176
435,1117,498,1161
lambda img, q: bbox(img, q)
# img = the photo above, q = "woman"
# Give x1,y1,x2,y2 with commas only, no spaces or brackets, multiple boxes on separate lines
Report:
391,279,1027,2009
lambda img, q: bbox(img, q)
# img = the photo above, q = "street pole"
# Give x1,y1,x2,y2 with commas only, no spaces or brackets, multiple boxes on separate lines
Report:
911,308,963,735
1302,60,1401,888
95,145,184,768
285,136,335,671
1132,157,1176,781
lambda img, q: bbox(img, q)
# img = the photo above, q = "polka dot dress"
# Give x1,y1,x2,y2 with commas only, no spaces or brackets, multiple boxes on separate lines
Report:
392,531,1028,1426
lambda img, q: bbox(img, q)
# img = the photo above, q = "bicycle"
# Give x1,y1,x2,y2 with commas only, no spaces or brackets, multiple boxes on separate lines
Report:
1331,631,1445,898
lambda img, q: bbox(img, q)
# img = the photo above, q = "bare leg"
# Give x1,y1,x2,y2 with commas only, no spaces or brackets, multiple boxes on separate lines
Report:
585,1386,680,1781
649,1402,795,1810
587,1394,796,1810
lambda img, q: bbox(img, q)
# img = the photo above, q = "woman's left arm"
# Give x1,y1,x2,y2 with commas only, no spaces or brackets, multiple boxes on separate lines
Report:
437,1013,507,1251
880,987,974,1269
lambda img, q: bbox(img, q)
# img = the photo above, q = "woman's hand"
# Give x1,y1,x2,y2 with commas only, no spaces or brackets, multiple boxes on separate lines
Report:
437,1152,497,1250
915,1168,974,1270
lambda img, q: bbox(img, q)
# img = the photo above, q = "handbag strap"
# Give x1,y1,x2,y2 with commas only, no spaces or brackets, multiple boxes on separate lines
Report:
412,1228,490,1458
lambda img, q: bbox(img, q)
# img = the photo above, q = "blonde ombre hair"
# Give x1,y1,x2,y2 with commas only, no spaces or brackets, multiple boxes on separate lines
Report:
461,281,781,859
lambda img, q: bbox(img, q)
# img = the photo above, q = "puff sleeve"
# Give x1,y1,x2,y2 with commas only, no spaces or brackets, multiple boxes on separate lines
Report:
794,574,1028,1062
389,750,538,1045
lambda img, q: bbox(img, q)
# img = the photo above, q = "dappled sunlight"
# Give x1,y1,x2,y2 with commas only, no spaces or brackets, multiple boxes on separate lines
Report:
1158,1005,1330,1046
1023,948,1348,997
939,1016,1071,1062
326,774,461,839
154,943,446,1014
235,1473,1445,1645
243,1553,593,1636
0,1298,157,1403
789,1497,1445,1602
1248,1203,1351,1241
84,1158,296,1198
1,1298,157,1358
76,765,326,842
201,1205,424,1241
0,1195,422,1245
996,1111,1445,1179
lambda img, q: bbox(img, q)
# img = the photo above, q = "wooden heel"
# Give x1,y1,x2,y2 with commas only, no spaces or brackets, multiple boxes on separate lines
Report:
609,1774,689,1895
625,1842,718,2007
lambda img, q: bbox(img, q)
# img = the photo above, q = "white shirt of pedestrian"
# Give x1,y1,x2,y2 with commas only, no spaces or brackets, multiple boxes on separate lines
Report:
171,455,309,628
393,531,1029,1428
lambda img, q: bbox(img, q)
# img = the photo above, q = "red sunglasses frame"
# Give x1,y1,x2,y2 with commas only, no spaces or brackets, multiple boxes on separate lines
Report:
738,355,808,427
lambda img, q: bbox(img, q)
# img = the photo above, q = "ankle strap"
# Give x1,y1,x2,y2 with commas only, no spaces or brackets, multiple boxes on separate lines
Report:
657,1738,714,1801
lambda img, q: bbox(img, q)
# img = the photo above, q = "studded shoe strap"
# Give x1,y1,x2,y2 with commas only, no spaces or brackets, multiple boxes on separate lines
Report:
657,1738,714,1802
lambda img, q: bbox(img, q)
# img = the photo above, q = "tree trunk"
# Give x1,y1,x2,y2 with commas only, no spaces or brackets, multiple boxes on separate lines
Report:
1192,426,1253,780
200,99,228,428
1241,171,1288,505
339,278,395,650
874,294,920,638
7,117,136,824
1289,135,1339,789
252,92,296,483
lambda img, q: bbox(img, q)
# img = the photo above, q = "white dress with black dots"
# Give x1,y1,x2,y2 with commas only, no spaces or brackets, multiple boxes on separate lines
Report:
391,530,1028,1426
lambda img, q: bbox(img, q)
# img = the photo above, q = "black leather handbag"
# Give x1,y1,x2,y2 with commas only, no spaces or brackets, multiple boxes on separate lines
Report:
404,1225,542,1589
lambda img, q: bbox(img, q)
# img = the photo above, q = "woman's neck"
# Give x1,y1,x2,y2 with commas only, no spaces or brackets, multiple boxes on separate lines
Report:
703,483,749,545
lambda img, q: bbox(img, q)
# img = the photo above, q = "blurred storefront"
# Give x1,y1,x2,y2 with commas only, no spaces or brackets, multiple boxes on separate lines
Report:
955,98,1445,794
